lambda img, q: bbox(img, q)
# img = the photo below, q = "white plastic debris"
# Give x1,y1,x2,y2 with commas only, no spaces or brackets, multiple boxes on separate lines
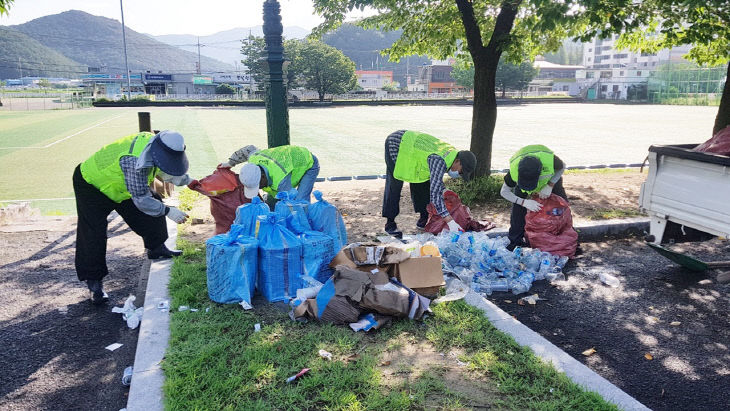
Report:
178,305,189,312
157,300,169,310
599,272,620,287
239,301,253,310
518,294,542,305
190,308,199,312
318,349,333,360
111,295,144,329
432,277,469,304
254,323,261,332
205,307,211,313
105,343,123,351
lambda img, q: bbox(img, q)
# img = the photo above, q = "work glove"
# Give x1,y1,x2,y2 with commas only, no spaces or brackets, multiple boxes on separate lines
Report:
522,199,543,213
226,145,260,167
166,206,188,224
538,184,553,199
446,219,462,232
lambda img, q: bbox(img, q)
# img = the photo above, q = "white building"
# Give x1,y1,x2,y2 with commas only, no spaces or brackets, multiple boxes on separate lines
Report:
577,35,692,100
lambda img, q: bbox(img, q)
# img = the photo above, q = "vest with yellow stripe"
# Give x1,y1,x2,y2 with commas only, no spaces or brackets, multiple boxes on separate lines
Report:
393,131,458,183
80,132,156,203
248,145,314,197
508,145,555,195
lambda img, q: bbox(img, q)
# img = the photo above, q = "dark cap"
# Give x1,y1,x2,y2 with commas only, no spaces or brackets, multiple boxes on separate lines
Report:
149,130,189,176
517,156,541,191
457,151,476,182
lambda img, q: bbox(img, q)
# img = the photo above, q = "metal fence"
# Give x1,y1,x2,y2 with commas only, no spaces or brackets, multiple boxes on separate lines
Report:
0,91,93,110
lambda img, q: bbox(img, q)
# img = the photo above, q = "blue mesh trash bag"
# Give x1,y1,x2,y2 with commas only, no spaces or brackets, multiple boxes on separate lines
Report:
274,190,312,231
205,225,258,304
233,197,270,237
256,212,303,302
307,190,348,252
284,214,335,283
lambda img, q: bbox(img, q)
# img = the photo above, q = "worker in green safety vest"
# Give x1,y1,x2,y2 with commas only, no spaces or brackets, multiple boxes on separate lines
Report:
230,144,320,205
499,144,567,251
73,130,193,304
383,130,477,238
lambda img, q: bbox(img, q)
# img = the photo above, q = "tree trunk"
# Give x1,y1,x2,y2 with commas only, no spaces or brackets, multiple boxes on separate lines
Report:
319,90,325,101
501,87,506,99
471,59,498,177
712,62,730,135
456,0,521,177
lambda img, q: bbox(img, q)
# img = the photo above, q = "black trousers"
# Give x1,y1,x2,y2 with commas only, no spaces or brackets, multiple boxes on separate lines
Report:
382,142,430,220
73,165,168,281
508,178,567,248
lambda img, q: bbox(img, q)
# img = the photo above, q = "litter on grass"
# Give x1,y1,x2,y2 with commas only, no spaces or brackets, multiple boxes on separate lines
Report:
318,349,333,360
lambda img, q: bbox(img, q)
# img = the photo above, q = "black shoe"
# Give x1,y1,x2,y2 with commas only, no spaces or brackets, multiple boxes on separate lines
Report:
87,279,109,305
147,244,183,259
416,213,429,230
384,221,403,239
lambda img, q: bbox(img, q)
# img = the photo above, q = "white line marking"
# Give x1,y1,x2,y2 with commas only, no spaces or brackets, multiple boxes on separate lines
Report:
0,113,126,149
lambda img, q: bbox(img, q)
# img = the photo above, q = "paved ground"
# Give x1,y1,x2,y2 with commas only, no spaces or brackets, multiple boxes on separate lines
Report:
491,236,730,411
0,215,144,411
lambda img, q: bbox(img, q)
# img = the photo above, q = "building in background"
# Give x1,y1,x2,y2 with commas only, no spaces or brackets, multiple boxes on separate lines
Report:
577,35,692,100
528,60,584,96
409,59,463,94
81,73,144,99
355,70,394,90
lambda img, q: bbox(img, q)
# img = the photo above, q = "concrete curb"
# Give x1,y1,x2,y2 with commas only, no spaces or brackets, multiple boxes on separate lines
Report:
126,220,176,411
484,217,649,242
463,291,650,410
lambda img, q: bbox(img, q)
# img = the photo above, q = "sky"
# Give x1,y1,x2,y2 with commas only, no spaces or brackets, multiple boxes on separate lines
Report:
0,0,373,36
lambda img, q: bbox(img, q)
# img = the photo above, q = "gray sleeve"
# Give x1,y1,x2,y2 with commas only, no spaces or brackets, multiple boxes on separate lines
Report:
120,156,167,217
500,183,522,204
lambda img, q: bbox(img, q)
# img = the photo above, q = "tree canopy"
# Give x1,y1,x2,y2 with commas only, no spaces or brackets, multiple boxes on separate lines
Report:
294,40,357,101
0,0,12,15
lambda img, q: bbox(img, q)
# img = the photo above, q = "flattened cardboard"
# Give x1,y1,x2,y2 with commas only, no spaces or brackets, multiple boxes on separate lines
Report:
394,256,445,290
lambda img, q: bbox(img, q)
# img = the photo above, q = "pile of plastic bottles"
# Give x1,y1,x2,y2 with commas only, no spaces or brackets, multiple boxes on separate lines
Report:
418,231,568,296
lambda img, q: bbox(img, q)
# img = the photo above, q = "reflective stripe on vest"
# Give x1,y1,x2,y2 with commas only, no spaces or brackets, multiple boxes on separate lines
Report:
249,145,314,197
80,132,156,203
393,131,458,183
508,145,555,195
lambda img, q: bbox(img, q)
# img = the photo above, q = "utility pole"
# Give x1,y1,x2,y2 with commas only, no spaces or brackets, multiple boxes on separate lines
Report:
18,57,23,78
197,37,202,74
119,0,132,100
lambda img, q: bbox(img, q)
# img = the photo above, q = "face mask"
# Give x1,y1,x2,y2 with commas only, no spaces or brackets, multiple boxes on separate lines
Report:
448,170,461,179
157,170,173,182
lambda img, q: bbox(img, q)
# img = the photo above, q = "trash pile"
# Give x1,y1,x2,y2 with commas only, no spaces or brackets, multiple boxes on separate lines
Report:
206,189,346,305
291,243,438,331
408,230,569,297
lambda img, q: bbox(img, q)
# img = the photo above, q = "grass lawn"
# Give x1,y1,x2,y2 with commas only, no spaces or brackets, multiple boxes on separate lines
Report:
163,238,616,410
0,104,716,214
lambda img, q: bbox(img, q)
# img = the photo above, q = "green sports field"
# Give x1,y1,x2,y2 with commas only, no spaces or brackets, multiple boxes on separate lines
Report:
0,104,717,214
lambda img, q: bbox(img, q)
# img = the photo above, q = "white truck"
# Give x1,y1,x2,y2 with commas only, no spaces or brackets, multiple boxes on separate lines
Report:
639,144,730,244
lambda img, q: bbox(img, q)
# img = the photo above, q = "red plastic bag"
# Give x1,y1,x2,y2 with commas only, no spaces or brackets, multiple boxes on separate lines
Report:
425,190,496,234
694,126,730,156
524,194,578,257
188,166,252,235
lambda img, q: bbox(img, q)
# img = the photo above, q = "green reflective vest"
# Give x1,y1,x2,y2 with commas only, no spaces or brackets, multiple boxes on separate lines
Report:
249,145,314,197
80,132,156,203
393,131,458,183
508,145,555,194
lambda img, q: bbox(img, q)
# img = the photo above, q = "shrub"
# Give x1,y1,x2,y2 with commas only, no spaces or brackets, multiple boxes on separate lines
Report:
445,174,508,207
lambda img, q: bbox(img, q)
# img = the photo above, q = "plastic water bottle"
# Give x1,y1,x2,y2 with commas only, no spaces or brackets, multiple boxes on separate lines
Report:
487,278,510,293
510,271,535,295
547,207,564,216
538,256,553,276
526,253,541,272
122,366,133,386
553,256,569,271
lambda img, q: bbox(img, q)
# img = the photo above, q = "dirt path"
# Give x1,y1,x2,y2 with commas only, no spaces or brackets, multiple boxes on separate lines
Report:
0,215,144,411
492,237,730,411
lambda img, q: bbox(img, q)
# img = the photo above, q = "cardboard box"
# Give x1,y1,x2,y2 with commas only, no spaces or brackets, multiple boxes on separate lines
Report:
329,244,409,273
393,256,445,297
